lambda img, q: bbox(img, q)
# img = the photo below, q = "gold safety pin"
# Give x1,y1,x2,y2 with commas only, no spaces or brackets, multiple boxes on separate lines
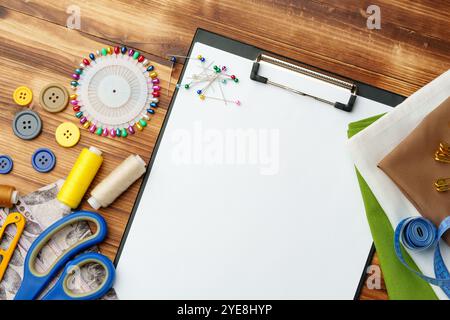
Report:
435,152,450,164
435,178,450,192
440,142,450,154
435,142,450,163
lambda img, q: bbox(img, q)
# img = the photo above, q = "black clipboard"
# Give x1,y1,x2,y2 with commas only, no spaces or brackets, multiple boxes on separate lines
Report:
115,28,405,299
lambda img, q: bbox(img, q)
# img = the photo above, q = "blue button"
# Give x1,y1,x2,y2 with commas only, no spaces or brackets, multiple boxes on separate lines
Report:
31,148,56,173
0,155,13,174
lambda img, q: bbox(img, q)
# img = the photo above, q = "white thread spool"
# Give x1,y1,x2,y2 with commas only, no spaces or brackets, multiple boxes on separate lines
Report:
88,155,146,210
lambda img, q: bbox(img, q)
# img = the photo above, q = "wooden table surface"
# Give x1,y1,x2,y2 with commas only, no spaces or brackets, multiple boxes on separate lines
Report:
0,0,449,300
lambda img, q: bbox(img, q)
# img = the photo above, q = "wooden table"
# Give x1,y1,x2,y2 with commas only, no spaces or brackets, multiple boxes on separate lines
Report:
0,0,448,300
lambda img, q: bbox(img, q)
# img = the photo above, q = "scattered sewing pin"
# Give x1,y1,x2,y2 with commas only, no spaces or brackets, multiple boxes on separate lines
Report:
199,95,241,106
180,60,215,89
167,54,208,95
218,80,227,105
167,56,177,95
166,54,206,62
176,56,241,106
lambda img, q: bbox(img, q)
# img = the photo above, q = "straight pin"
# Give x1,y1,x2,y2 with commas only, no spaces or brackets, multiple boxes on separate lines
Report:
199,95,241,106
218,80,227,106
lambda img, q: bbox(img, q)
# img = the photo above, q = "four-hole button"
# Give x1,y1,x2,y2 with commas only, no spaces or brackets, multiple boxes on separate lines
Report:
55,122,81,148
31,148,56,173
0,155,13,174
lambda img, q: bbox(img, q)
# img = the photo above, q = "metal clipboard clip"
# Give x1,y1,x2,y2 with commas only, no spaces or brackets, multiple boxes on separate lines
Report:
250,54,357,112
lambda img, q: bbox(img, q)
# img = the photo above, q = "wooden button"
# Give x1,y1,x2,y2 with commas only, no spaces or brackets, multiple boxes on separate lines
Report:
39,83,69,113
13,86,33,106
55,122,80,147
12,110,42,140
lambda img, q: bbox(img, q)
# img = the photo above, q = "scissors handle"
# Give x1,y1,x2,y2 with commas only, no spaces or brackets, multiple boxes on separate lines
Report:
42,252,115,300
15,211,108,300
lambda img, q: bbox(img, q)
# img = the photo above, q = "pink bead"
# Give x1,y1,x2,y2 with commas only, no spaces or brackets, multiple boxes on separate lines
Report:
89,124,96,133
70,99,78,106
102,128,109,137
152,85,161,91
128,125,135,134
110,128,116,137
222,66,227,71
152,78,160,84
72,74,80,80
80,117,87,124
235,100,241,106
128,49,135,56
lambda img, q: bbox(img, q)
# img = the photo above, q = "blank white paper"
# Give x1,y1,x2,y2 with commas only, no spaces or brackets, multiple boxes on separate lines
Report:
114,42,393,299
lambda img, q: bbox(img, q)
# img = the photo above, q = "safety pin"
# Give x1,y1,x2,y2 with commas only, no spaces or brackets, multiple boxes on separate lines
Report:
435,151,450,164
439,142,450,155
435,178,450,192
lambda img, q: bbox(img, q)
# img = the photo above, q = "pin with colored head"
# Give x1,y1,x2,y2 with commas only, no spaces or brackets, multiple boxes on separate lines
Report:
198,95,241,106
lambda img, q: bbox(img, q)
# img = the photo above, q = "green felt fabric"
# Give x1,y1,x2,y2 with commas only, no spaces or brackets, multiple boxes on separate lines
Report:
348,114,437,300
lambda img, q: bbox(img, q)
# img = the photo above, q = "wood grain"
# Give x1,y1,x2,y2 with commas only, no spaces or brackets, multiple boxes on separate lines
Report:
0,7,171,260
1,0,449,300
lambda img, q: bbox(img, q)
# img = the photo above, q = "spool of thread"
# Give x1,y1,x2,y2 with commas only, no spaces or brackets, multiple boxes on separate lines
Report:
0,185,19,208
57,147,103,209
88,155,146,210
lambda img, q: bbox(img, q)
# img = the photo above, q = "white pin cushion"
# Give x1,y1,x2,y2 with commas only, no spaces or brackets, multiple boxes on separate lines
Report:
70,47,160,138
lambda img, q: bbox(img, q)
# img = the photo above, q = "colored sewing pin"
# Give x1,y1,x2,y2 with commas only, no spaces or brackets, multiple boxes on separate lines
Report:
166,54,206,62
218,80,228,105
167,56,177,95
199,74,220,95
199,95,241,106
180,60,215,89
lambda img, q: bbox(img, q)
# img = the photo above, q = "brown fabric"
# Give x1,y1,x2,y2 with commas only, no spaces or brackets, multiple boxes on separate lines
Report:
378,96,450,243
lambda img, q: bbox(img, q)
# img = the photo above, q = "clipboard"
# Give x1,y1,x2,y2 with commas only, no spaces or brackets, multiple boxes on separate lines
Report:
114,29,405,299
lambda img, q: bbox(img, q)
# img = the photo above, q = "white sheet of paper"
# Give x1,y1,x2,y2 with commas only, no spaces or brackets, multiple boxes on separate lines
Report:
115,42,393,299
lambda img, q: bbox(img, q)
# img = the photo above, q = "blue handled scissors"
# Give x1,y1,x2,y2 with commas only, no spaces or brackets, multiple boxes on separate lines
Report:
15,211,115,300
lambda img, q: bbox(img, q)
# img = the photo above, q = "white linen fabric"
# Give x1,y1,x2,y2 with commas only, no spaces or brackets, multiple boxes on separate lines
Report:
348,70,450,299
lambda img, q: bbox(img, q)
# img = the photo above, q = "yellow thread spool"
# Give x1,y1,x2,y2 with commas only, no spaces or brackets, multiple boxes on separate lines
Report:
57,147,103,209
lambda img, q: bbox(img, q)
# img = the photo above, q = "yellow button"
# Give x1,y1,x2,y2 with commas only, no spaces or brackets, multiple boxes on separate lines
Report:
13,86,33,106
55,122,81,148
